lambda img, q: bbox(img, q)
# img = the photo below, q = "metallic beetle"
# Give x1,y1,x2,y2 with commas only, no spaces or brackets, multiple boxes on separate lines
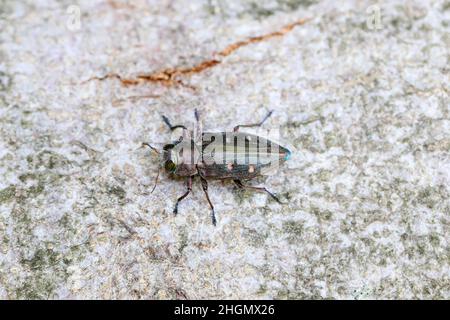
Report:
144,109,291,226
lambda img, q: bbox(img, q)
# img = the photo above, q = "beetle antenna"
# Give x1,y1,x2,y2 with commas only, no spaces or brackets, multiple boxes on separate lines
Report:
142,142,160,154
142,143,161,193
150,167,160,194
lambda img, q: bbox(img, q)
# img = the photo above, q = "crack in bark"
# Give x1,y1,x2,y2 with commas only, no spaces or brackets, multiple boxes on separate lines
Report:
81,18,311,87
218,18,311,56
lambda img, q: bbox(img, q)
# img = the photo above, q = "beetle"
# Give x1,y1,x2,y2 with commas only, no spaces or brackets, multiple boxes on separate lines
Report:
143,109,291,226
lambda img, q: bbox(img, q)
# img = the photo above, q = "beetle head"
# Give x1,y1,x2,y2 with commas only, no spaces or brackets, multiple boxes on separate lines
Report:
162,143,179,173
162,135,190,173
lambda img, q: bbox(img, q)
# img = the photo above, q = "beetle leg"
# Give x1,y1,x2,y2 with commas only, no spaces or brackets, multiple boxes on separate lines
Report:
233,179,283,204
194,108,200,122
200,177,217,226
162,115,187,131
173,176,193,215
233,110,274,132
194,108,203,144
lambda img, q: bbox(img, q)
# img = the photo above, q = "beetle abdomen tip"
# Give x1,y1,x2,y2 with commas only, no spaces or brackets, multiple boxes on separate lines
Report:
284,149,292,161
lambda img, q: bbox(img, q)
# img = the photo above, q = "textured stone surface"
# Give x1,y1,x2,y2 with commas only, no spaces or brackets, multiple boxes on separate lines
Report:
0,0,449,299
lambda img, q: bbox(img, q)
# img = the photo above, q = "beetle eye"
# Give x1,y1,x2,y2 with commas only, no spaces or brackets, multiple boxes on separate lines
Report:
164,160,176,172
